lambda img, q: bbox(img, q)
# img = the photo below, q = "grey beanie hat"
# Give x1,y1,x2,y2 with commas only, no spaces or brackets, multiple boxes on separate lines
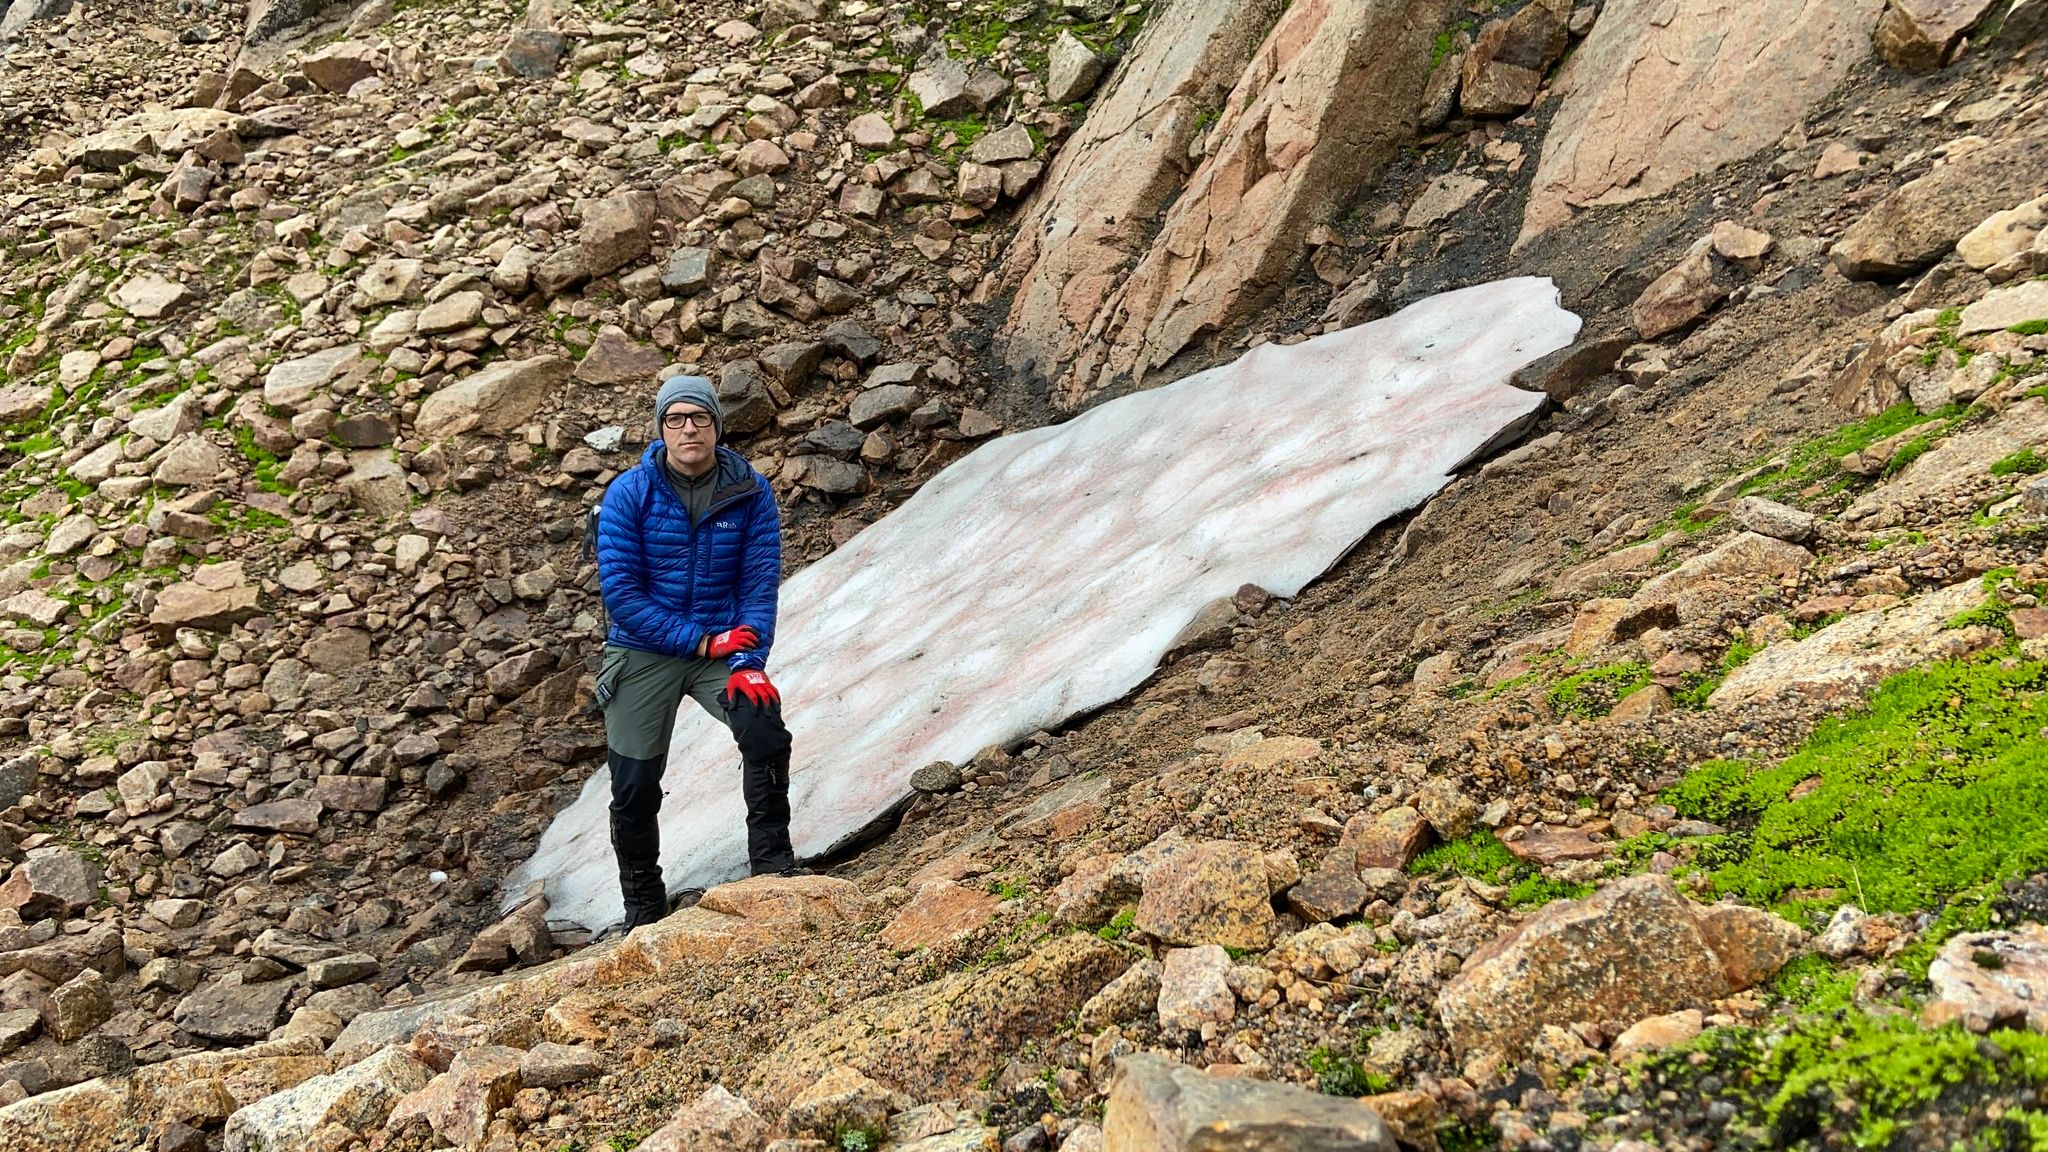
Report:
655,374,722,440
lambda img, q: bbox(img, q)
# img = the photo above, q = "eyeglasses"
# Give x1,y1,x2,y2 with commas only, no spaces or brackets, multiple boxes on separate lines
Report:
662,411,714,430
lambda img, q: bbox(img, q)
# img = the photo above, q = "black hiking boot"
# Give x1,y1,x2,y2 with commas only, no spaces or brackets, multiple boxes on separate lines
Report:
609,812,669,933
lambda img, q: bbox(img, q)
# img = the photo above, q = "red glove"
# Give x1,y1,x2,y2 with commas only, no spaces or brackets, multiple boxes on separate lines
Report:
704,626,761,659
726,669,780,708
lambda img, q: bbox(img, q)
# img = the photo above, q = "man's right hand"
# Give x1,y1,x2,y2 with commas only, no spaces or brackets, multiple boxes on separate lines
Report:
704,626,761,659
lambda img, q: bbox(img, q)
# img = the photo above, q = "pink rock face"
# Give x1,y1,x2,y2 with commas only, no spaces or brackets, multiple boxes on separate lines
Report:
1068,0,1450,396
512,279,1576,931
991,0,1285,389
1518,0,1883,246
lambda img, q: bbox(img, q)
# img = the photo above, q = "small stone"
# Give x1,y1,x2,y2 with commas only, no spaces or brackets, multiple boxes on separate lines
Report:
114,274,190,319
175,977,294,1042
849,384,922,429
662,247,713,295
1047,31,1107,104
785,1066,894,1144
1412,779,1480,841
306,953,380,989
1077,959,1162,1032
1106,1055,1394,1149
847,113,896,148
1610,1006,1703,1063
43,969,112,1043
0,847,100,921
967,122,1035,165
1156,945,1235,1034
500,28,568,78
302,40,379,94
519,1042,604,1088
416,290,485,335
910,761,963,793
1348,807,1430,871
1733,495,1817,543
1632,241,1729,339
233,798,323,835
1134,839,1275,949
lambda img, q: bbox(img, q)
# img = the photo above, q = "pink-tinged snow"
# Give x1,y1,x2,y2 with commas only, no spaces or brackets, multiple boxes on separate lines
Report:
510,277,1579,931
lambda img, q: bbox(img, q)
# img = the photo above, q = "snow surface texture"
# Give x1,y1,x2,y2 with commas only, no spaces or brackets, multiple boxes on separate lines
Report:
512,277,1580,930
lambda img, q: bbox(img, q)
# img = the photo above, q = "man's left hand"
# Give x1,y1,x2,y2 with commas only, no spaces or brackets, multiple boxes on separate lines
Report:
726,669,781,709
704,626,761,659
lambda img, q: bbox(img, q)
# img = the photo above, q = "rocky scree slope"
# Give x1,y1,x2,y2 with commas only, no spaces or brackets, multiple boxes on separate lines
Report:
0,0,1141,1118
1,0,2048,1150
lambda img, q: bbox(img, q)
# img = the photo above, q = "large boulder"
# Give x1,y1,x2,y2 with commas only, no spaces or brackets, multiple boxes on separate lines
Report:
576,191,657,281
0,1079,129,1152
1874,0,1999,72
414,356,570,438
301,41,378,94
1709,580,1991,708
1832,127,2048,279
1437,875,1800,1066
1630,240,1732,340
1631,531,1811,607
223,1046,433,1152
263,344,363,411
386,1046,522,1148
244,0,350,41
1048,31,1109,104
1459,0,1570,118
695,874,868,930
878,881,1002,950
638,1085,769,1151
1133,839,1276,948
175,977,296,1043
0,847,100,921
149,563,261,631
1104,1054,1395,1151
1519,0,1883,244
0,0,73,39
1926,925,2048,1032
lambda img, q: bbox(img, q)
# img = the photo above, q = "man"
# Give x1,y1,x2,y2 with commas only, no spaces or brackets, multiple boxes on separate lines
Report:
591,373,798,933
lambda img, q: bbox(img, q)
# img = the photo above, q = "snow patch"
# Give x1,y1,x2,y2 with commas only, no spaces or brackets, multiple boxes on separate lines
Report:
511,277,1579,930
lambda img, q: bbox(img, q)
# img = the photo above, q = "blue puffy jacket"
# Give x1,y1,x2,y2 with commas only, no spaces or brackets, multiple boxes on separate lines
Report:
596,443,781,670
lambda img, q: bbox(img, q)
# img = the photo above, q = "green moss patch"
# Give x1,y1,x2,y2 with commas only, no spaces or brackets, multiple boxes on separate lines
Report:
1306,1040,1393,1097
1546,661,1650,719
1673,636,1763,710
1410,829,1518,882
1637,1009,2048,1149
1409,830,1591,909
1991,447,2045,477
1740,403,1947,501
1663,655,2048,947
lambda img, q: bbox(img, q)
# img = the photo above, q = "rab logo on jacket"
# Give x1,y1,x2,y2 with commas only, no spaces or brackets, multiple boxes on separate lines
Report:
715,520,738,529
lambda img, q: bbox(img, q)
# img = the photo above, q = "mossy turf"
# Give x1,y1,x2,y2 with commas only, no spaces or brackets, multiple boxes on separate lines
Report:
1662,655,2048,938
1408,830,1593,909
1602,655,2048,1147
1546,660,1649,719
1740,402,1947,501
1635,1009,2048,1149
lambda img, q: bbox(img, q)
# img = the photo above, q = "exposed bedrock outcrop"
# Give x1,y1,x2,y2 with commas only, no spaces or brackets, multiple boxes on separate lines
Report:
1517,0,1884,247
996,0,1453,404
0,0,70,40
986,0,1285,392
